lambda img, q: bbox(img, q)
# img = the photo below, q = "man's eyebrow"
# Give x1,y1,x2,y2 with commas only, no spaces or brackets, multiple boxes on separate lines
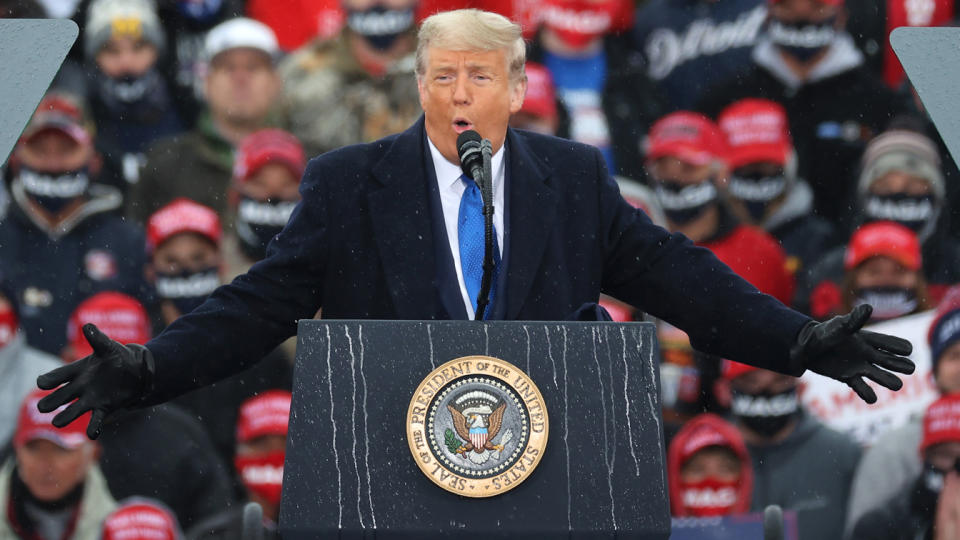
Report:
465,62,495,71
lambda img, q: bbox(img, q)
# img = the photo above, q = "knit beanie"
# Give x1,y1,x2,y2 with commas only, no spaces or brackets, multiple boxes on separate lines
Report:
858,129,944,201
85,0,166,62
929,286,960,370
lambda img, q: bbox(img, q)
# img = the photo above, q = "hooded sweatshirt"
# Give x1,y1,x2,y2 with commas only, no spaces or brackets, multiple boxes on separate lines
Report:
747,410,861,540
668,413,753,517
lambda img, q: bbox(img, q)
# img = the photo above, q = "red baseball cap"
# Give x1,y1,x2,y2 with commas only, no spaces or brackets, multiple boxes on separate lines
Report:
921,394,960,454
146,198,222,252
844,221,922,271
718,98,792,170
66,292,151,361
236,390,292,443
519,62,557,121
20,92,92,146
233,129,306,184
14,389,91,450
721,359,760,380
646,112,727,167
102,499,182,540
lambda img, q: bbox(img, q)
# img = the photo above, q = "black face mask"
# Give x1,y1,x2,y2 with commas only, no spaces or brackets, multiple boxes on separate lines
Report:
346,5,415,51
730,387,800,437
864,193,936,234
853,286,918,321
155,266,220,315
93,67,170,120
235,197,297,261
768,16,838,62
17,165,89,214
730,173,788,223
655,180,718,225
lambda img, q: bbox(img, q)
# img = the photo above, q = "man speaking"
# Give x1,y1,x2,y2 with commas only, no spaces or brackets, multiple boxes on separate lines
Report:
38,9,913,437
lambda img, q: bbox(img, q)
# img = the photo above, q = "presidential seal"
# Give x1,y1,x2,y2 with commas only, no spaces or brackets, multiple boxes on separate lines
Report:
406,356,548,498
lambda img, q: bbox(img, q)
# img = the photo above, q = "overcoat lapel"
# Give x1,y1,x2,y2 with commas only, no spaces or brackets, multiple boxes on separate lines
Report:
503,128,557,319
367,119,439,319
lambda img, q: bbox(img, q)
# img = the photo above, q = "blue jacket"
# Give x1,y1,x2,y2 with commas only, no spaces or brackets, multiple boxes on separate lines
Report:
144,118,811,402
0,184,149,354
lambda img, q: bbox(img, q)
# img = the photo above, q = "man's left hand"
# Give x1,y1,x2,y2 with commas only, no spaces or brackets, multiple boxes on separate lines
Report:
791,304,915,403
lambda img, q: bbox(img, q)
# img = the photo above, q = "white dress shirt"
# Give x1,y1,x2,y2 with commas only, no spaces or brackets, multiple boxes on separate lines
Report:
427,136,505,319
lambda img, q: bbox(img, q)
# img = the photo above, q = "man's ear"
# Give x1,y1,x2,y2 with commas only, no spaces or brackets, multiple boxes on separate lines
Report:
416,76,427,110
509,77,527,115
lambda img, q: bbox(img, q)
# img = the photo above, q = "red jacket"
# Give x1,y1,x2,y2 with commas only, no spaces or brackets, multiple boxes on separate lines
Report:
701,224,795,306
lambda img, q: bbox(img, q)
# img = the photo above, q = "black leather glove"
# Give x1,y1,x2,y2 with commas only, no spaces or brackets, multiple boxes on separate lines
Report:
791,304,915,404
36,323,155,439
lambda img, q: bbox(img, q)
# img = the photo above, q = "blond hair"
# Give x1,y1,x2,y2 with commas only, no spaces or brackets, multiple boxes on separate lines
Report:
416,9,526,83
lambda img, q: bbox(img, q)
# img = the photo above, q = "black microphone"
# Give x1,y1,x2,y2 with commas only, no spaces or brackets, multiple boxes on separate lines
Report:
457,130,484,185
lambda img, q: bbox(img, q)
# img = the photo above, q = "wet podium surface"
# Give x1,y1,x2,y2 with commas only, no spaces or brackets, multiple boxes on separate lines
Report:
280,320,670,540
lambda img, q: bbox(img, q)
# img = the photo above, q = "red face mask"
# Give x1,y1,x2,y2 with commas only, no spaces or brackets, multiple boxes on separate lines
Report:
235,451,285,507
679,477,741,517
0,308,18,349
541,0,621,49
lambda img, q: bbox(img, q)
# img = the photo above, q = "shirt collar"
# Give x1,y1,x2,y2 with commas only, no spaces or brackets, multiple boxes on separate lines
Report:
427,134,506,190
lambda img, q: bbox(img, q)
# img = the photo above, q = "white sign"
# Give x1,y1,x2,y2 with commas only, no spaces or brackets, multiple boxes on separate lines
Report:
801,310,939,446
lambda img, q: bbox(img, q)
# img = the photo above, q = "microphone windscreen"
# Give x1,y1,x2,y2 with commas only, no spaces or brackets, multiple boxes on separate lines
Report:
457,130,482,154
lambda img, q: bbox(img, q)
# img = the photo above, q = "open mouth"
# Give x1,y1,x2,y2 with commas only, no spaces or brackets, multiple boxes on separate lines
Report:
452,118,474,133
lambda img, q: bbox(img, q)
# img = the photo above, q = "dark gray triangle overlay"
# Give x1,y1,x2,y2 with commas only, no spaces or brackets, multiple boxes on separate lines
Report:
0,19,78,167
891,27,960,169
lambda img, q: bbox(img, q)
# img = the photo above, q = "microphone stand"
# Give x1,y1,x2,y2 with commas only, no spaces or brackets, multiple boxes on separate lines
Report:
474,139,495,321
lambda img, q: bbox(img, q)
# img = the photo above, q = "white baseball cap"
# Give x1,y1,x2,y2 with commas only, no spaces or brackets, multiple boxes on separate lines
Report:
204,17,279,63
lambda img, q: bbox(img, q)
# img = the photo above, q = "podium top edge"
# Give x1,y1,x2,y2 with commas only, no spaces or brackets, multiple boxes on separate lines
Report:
296,319,656,328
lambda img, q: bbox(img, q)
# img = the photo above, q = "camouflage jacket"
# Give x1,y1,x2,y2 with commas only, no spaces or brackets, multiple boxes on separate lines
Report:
279,33,423,158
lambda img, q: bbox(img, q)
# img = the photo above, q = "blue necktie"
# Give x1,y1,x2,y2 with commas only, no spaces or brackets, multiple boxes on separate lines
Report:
458,174,500,318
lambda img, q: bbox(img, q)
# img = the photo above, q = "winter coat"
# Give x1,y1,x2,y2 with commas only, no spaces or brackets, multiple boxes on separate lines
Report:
845,416,924,538
0,184,148,355
0,334,62,447
128,111,236,224
633,0,767,110
698,33,908,225
173,349,293,498
97,404,235,530
700,206,795,305
279,32,423,160
0,459,116,540
747,411,861,540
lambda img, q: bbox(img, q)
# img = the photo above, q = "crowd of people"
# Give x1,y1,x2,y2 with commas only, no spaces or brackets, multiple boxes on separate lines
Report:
0,0,958,538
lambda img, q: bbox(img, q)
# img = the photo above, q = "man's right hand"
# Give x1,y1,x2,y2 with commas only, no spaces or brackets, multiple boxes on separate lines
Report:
36,323,155,439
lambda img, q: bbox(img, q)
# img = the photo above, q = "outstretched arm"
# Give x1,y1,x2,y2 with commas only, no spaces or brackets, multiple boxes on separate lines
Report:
37,157,332,436
594,151,913,403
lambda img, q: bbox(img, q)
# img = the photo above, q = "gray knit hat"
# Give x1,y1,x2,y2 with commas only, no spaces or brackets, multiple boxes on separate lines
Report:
84,0,166,62
857,129,945,201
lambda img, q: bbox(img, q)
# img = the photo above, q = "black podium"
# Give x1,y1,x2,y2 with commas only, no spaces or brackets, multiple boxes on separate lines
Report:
279,320,670,540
